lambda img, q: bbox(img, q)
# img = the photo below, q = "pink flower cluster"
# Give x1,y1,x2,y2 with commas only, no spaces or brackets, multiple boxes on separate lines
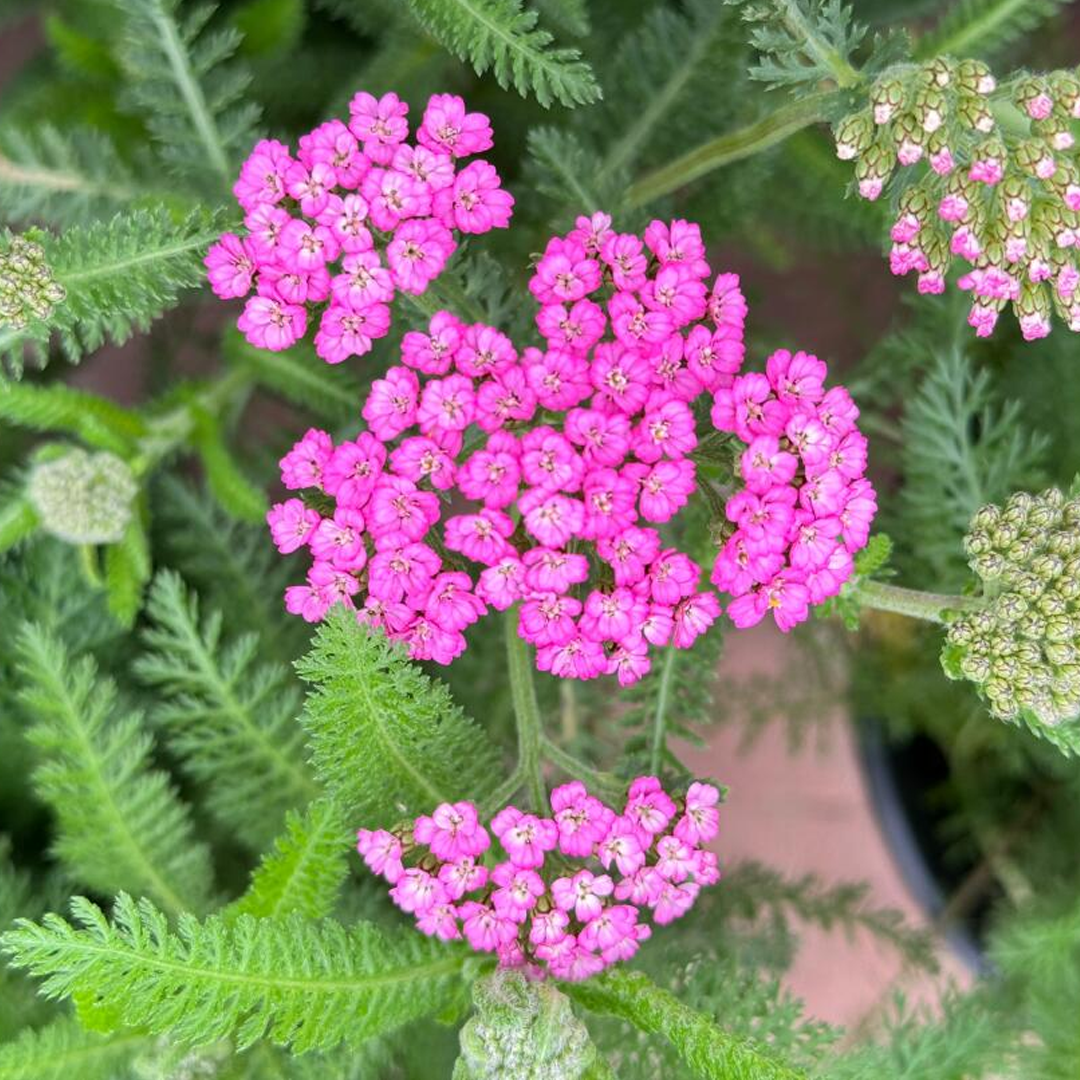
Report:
356,777,721,981
710,350,877,632
268,213,750,681
204,92,513,361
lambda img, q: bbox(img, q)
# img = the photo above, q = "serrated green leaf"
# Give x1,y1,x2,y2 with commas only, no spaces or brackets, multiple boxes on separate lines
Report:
1,894,471,1053
296,608,503,826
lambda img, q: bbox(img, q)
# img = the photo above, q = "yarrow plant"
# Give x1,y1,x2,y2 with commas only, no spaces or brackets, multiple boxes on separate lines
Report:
836,58,1080,340
268,211,876,677
204,91,513,361
356,777,721,981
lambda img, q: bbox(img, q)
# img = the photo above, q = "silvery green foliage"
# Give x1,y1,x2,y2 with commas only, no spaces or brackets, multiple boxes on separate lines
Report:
27,448,138,546
943,487,1080,749
0,237,65,331
453,971,598,1080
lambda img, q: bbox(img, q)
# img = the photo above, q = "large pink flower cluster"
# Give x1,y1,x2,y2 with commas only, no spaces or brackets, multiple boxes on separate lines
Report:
268,213,748,680
356,777,721,982
204,91,513,361
710,351,877,632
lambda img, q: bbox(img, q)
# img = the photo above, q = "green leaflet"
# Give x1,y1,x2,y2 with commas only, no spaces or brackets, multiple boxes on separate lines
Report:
0,207,228,378
15,624,214,916
0,1017,150,1080
404,0,601,108
136,571,320,851
567,968,807,1080
916,0,1071,61
296,608,503,826
1,894,471,1053
226,798,351,921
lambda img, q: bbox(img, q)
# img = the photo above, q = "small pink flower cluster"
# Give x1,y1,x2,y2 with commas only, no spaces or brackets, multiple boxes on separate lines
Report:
356,777,721,982
836,59,1080,340
710,350,877,632
268,213,748,680
204,91,513,361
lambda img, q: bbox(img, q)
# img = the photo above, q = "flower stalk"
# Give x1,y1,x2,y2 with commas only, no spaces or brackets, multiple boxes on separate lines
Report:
859,579,983,624
505,607,548,812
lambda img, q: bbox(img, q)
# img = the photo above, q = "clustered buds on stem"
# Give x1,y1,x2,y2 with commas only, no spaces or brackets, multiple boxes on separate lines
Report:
268,206,876,676
0,236,65,331
27,448,138,545
836,57,1080,340
205,91,513,360
945,488,1080,741
356,777,721,981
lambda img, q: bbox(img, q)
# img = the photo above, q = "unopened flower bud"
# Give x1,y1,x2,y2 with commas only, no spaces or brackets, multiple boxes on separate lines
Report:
27,449,138,545
834,111,874,160
870,78,906,126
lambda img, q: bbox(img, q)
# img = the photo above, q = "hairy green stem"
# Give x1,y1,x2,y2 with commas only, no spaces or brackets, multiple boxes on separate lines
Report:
505,608,547,812
648,645,677,775
484,767,524,818
859,579,983,624
625,90,836,208
540,738,626,804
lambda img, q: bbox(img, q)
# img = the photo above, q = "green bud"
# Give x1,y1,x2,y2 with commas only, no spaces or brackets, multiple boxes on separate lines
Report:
955,93,995,133
455,971,599,1080
948,618,976,645
957,59,996,96
0,236,65,331
870,77,907,125
1037,591,1068,618
924,57,954,88
1062,499,1080,525
834,110,874,160
1046,641,1078,665
970,504,1002,532
971,552,1007,581
1046,615,1076,643
1033,553,1065,581
1016,612,1048,642
27,449,138,545
960,651,992,682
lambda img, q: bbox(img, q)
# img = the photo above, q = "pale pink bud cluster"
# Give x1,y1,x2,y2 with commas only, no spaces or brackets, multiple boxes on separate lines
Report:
204,92,513,361
356,778,721,981
711,351,876,631
839,60,1080,339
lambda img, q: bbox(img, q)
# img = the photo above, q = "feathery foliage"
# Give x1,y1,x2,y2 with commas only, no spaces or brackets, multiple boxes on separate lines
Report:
0,380,146,456
14,623,214,916
568,968,807,1080
916,0,1073,61
114,0,259,187
225,332,364,423
404,0,601,108
102,511,151,629
136,571,320,851
0,127,144,229
227,798,351,921
189,405,268,523
1,894,472,1053
735,0,866,93
296,608,503,826
898,344,1047,588
0,1018,150,1080
0,208,227,379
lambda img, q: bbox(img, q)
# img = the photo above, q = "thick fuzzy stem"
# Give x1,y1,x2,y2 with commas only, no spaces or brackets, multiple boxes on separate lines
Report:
505,608,548,812
859,579,983,624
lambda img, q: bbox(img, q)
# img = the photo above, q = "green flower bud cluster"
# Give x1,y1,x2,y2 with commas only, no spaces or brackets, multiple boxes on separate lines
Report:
834,57,1080,341
0,235,65,330
453,971,599,1080
945,489,1080,746
27,448,139,545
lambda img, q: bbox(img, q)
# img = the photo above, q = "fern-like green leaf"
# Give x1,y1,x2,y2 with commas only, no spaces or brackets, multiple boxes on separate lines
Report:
115,0,259,187
225,331,363,422
1,894,470,1053
0,1017,150,1080
525,127,612,215
0,126,148,228
916,0,1071,61
135,571,320,850
14,623,214,916
190,405,268,522
898,343,1047,588
102,511,152,629
568,968,806,1080
296,608,502,826
0,208,227,378
227,798,351,921
737,0,865,94
0,380,147,455
404,0,601,108
0,492,37,556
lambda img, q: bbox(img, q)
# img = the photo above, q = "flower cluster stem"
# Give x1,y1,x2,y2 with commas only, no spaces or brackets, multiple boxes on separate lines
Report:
625,91,836,208
505,607,548,812
541,738,626,804
859,579,983,624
